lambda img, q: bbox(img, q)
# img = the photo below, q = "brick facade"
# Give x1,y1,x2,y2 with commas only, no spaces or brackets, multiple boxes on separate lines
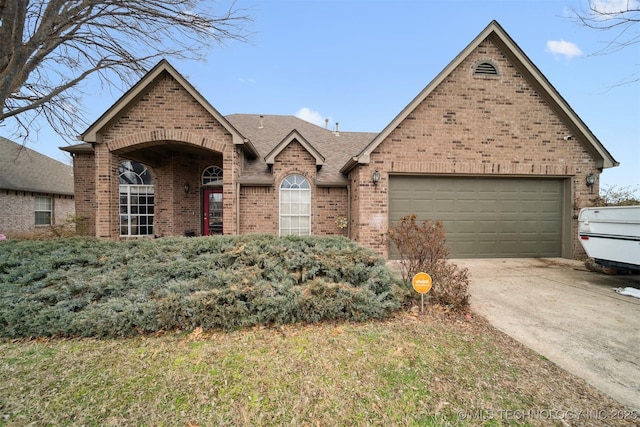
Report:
238,140,349,237
69,23,616,260
0,191,75,236
71,152,96,236
76,71,237,239
350,37,599,258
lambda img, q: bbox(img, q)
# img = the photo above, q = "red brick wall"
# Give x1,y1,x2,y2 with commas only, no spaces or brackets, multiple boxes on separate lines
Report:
353,38,599,258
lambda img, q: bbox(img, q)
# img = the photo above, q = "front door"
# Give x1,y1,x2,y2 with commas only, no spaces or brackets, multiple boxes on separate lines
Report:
203,189,223,235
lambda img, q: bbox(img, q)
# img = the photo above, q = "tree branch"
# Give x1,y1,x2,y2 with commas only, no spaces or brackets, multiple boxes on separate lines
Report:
0,0,252,143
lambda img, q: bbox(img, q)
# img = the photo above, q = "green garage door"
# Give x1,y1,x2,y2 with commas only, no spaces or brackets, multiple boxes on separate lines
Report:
389,176,564,258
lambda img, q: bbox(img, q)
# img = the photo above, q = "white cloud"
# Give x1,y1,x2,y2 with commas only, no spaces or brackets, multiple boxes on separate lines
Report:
295,107,330,127
546,40,584,60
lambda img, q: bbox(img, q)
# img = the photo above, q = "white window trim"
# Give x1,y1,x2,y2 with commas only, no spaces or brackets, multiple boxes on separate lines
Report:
202,165,223,186
118,161,154,237
35,196,52,226
279,174,311,236
119,185,154,237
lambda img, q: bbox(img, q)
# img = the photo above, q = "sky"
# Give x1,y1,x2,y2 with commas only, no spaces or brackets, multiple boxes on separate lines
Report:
8,0,640,190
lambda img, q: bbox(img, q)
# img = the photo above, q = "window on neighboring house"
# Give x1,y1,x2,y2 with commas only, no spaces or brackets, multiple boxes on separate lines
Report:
202,165,223,186
35,196,52,225
279,174,311,236
119,161,154,236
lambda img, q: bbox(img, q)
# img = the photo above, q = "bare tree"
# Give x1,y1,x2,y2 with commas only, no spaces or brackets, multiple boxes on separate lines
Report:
571,1,639,85
0,0,250,141
573,1,639,54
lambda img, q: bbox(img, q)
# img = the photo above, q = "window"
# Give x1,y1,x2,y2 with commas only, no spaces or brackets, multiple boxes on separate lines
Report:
119,161,154,236
280,174,311,236
35,196,52,225
202,166,223,186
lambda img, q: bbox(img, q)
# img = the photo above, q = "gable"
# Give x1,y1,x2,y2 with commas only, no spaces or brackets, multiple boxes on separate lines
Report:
264,130,325,167
342,20,618,173
101,72,228,142
227,114,374,186
80,60,257,157
362,37,600,173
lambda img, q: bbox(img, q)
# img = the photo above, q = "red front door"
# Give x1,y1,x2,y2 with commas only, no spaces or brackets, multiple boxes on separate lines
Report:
203,189,223,235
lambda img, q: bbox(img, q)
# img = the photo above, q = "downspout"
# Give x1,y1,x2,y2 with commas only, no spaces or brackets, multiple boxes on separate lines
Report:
347,179,351,239
236,145,242,235
236,182,240,235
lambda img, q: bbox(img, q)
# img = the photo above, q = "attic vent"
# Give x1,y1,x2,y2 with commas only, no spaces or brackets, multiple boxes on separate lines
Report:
474,62,498,76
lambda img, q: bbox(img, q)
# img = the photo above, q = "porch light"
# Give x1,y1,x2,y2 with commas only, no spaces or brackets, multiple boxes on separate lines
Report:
372,170,381,186
184,183,190,194
586,174,596,194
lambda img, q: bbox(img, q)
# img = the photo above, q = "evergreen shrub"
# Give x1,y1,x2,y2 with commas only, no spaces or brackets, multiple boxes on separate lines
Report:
0,235,402,338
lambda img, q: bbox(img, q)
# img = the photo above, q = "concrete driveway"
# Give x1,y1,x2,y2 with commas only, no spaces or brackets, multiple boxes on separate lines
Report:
455,258,640,410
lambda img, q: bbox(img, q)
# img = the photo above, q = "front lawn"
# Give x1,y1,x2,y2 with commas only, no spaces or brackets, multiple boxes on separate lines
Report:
0,313,634,426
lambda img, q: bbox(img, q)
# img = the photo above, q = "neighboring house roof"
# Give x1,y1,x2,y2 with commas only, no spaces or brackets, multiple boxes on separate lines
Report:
80,59,258,158
0,137,74,195
342,20,619,173
226,114,375,186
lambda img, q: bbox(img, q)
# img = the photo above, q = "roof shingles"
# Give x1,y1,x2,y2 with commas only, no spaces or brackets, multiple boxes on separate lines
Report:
226,114,375,185
0,137,74,195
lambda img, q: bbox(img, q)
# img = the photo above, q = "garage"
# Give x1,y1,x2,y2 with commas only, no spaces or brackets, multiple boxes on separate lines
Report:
389,176,568,258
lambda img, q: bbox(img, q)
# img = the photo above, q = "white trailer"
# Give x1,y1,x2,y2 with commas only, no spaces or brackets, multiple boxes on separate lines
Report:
578,206,640,271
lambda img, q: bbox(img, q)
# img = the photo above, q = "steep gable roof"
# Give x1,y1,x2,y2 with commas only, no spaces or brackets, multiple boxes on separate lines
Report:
264,129,326,167
0,137,74,195
80,59,258,158
341,20,618,173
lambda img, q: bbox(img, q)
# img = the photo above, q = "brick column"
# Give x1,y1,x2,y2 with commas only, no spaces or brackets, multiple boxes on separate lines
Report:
93,143,117,238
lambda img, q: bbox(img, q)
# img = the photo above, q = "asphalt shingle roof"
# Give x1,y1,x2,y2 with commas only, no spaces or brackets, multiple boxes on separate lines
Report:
226,114,376,185
0,137,74,195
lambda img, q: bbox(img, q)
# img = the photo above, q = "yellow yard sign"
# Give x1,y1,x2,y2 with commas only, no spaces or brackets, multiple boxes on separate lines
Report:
412,272,432,294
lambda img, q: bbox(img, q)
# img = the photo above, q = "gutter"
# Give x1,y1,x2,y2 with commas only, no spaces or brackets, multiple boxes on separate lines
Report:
339,157,361,174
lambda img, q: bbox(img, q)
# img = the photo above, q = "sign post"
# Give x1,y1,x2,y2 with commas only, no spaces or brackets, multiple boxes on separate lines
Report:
412,272,432,313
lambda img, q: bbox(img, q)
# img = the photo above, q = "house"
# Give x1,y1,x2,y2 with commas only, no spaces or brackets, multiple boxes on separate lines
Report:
62,21,617,259
0,137,75,236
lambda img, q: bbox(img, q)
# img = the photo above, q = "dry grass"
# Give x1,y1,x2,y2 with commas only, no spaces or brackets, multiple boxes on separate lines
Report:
0,309,635,426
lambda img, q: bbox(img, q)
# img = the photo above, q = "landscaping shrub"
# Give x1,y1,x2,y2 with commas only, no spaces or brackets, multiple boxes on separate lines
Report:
426,261,470,309
0,235,402,338
591,184,640,206
388,214,470,311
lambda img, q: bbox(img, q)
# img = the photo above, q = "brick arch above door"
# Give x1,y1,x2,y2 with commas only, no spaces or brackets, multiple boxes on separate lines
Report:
106,130,227,154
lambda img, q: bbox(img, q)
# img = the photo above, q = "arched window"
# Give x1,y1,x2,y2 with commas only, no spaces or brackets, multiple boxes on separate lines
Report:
119,161,154,236
279,174,311,236
202,165,223,186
